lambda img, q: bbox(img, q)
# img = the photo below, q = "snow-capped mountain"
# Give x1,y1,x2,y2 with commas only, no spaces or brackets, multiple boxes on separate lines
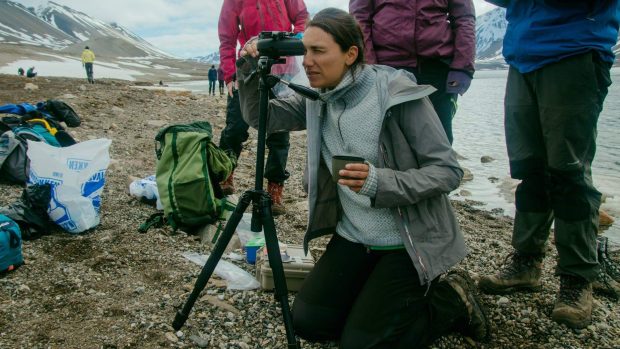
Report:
475,7,507,63
0,0,75,49
0,0,173,58
190,52,220,65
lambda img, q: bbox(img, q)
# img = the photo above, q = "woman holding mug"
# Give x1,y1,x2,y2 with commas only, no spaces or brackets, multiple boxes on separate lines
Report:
238,8,488,348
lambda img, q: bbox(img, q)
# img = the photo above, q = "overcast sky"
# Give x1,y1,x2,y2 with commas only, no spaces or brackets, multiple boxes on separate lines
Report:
16,0,496,58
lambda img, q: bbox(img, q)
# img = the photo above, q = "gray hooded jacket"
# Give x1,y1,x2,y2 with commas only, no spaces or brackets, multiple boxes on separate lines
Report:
238,64,467,285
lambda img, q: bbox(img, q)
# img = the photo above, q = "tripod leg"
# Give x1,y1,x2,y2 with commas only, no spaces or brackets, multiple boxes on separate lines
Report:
172,192,252,330
259,194,300,349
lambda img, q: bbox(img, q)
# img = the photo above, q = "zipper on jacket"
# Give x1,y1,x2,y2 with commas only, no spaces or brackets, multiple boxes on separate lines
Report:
379,142,431,295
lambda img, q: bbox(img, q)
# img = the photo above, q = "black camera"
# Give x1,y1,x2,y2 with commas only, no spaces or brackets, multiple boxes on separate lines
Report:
257,31,305,58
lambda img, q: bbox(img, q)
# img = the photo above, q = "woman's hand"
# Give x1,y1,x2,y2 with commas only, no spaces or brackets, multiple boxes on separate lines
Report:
338,163,369,193
239,37,259,58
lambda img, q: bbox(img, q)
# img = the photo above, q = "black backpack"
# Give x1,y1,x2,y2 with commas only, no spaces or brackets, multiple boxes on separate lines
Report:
38,100,81,127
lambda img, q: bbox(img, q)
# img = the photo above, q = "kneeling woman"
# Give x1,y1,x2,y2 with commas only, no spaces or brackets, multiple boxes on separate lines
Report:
238,8,489,348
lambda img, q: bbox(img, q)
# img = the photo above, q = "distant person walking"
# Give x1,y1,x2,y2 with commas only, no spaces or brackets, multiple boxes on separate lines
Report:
26,67,37,78
479,0,620,330
350,0,476,144
17,67,24,76
208,65,218,96
217,66,225,96
81,46,95,84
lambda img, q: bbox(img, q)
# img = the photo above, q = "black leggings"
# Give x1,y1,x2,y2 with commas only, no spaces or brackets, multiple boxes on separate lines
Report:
292,234,465,349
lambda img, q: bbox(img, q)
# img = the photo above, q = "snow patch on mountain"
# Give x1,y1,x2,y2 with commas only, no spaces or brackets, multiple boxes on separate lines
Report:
475,7,506,61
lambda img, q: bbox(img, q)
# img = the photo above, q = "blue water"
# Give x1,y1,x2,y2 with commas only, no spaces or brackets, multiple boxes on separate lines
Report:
452,68,620,244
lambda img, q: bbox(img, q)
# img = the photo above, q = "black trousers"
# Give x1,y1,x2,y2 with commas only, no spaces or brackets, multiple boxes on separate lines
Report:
292,234,466,349
399,60,457,144
505,52,611,281
218,80,225,95
218,90,290,183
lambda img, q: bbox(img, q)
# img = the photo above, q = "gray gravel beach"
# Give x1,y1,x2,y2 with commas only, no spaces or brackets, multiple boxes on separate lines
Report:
0,74,618,349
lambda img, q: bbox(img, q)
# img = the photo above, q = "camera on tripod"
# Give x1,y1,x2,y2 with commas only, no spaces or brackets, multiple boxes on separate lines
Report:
256,31,305,59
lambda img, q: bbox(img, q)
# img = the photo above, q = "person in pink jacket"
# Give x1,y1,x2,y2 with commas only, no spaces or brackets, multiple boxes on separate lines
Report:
350,0,476,144
217,0,308,215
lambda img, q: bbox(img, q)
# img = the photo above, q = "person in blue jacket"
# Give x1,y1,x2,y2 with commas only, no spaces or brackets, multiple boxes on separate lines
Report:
208,65,218,96
479,0,620,330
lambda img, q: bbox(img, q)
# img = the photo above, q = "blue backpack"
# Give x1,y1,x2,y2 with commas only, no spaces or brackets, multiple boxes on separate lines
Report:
0,214,23,273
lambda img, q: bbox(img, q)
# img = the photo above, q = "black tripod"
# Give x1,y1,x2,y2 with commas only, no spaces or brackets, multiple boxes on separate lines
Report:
172,55,318,349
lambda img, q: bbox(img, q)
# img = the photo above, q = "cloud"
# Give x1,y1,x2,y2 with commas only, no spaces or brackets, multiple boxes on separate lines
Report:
14,0,495,58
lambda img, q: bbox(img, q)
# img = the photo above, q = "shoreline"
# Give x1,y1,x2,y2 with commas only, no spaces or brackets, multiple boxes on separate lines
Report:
0,74,619,348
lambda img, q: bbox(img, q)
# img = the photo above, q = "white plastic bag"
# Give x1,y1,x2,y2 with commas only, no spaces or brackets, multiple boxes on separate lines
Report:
182,252,260,290
27,139,112,234
129,175,163,210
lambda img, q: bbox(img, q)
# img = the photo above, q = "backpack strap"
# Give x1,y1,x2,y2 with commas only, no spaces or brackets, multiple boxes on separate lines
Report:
138,212,167,233
25,118,58,135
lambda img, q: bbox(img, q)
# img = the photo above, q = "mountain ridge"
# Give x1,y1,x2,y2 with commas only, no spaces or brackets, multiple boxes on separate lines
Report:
0,0,173,59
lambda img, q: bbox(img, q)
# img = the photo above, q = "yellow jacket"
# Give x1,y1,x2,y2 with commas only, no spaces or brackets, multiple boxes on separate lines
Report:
81,49,95,63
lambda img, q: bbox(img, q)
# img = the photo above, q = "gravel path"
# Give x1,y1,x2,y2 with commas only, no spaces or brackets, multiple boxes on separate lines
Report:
0,74,618,349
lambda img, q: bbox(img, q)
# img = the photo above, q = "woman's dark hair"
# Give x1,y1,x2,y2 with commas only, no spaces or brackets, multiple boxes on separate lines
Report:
306,8,365,73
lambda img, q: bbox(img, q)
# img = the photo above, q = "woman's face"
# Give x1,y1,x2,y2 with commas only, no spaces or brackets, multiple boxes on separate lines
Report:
302,26,358,89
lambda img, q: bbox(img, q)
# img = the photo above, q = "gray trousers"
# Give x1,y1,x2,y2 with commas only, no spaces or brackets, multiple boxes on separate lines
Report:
505,52,612,282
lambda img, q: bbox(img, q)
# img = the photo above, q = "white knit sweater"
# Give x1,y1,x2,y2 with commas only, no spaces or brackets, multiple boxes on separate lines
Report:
319,66,402,247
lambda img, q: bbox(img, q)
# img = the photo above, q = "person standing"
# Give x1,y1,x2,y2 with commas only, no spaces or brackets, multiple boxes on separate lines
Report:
81,46,95,84
478,1,620,330
217,66,225,96
217,0,308,215
208,65,218,96
350,0,476,144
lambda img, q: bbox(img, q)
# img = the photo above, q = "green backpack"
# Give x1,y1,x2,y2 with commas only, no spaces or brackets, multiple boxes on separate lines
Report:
153,121,236,230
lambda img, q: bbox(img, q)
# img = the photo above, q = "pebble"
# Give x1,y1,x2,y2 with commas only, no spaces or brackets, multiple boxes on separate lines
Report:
165,332,178,342
190,335,209,348
481,155,495,163
497,297,510,306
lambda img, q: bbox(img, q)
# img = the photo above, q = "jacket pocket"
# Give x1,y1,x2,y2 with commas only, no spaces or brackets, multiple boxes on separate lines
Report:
411,199,447,241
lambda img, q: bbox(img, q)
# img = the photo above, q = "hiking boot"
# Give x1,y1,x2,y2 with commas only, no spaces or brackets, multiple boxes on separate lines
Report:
551,275,593,329
220,172,235,196
592,270,620,300
478,251,543,294
597,236,620,282
443,270,490,341
268,181,285,216
599,209,615,227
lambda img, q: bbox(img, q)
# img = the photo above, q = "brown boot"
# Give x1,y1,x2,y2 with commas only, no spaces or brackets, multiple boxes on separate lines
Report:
443,270,490,341
551,275,593,329
599,209,614,227
220,171,235,196
268,181,285,216
478,251,543,294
